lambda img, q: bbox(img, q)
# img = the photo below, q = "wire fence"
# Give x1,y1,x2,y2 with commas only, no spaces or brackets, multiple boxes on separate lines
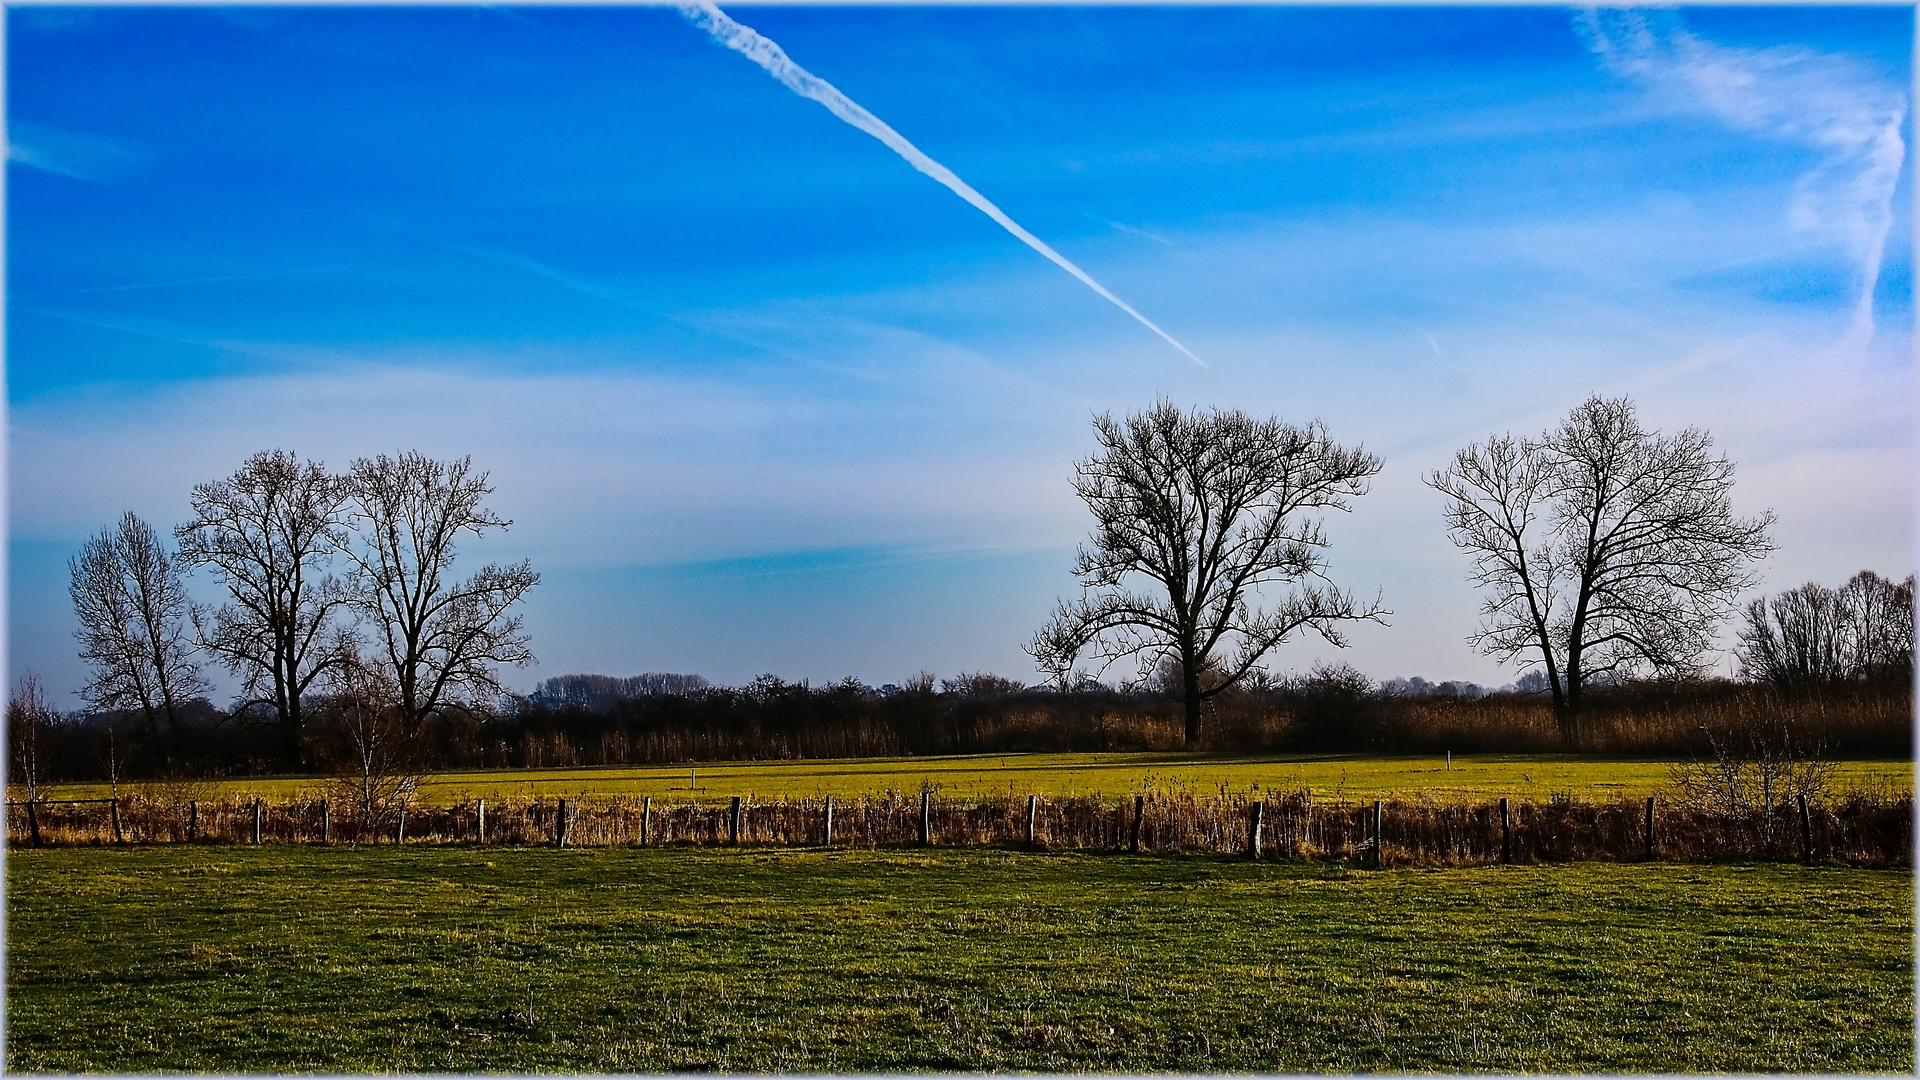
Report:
6,787,1909,866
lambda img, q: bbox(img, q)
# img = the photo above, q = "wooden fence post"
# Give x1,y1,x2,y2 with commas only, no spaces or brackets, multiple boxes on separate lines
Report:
1303,788,1314,851
111,797,125,844
1248,801,1264,860
188,800,199,842
1499,798,1511,865
1129,795,1144,854
253,799,263,845
555,799,570,847
640,796,651,848
1026,794,1038,847
1644,797,1656,861
1798,793,1812,861
476,799,485,844
320,802,329,845
1372,800,1383,869
397,805,408,845
919,791,931,846
729,796,742,845
26,800,41,847
823,794,833,847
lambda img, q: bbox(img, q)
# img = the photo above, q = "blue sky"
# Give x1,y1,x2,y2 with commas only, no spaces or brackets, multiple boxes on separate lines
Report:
8,5,1913,709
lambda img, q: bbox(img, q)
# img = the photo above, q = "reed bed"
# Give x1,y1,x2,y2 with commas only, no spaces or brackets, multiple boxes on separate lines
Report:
8,786,1909,866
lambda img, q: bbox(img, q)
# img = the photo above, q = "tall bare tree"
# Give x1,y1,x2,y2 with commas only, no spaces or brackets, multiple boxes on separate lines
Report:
345,452,538,726
68,511,208,740
1429,395,1774,742
175,450,354,766
1027,402,1385,746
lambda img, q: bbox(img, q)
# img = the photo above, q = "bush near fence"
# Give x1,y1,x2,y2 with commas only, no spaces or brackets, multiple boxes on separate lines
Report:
7,788,1909,867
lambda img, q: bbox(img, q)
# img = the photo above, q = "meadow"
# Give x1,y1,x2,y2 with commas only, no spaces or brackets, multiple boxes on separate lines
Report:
41,750,1916,806
6,846,1911,1072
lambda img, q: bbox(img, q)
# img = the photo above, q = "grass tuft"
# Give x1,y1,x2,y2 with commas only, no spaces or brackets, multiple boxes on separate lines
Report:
6,846,1912,1072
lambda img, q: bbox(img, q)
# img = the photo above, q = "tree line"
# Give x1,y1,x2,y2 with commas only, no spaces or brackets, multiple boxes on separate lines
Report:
54,449,537,776
15,631,1909,789
12,394,1912,785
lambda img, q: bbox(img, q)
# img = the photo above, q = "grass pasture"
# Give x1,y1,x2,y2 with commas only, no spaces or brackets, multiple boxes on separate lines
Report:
6,846,1912,1072
42,750,1917,806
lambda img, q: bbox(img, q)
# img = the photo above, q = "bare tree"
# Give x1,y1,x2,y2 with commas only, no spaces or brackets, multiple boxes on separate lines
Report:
318,650,425,839
1027,402,1385,746
95,722,132,809
1737,570,1915,690
7,672,59,803
1838,570,1915,686
344,452,538,727
1429,396,1774,742
1736,581,1852,691
1668,721,1834,853
175,450,355,766
68,511,209,740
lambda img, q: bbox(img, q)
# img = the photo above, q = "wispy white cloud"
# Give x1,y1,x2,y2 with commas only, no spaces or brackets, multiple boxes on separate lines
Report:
6,121,149,183
14,8,111,34
1089,215,1174,246
442,242,659,316
12,263,1907,693
10,266,336,302
5,363,1086,566
674,1,1202,366
1577,9,1908,348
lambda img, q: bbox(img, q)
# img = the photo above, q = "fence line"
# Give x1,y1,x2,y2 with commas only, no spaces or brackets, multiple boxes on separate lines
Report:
4,789,1909,866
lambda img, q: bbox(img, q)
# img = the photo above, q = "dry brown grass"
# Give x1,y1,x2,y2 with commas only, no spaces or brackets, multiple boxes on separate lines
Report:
13,782,1907,866
1379,682,1911,757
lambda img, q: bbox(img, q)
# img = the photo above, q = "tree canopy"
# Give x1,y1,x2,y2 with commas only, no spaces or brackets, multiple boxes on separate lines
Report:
1028,401,1385,745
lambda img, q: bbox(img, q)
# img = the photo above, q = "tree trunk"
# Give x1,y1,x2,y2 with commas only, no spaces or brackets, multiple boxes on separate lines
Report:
1182,654,1203,746
281,711,305,772
278,665,306,770
1550,696,1575,747
1561,668,1583,747
1562,577,1594,749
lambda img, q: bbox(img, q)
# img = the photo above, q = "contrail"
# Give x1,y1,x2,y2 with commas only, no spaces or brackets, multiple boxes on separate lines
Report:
676,1,1202,366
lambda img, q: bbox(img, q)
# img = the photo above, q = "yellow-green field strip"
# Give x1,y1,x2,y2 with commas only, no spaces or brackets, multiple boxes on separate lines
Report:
42,751,1914,805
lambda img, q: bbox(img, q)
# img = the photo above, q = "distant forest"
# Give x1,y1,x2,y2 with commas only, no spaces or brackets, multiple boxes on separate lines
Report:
10,657,1910,785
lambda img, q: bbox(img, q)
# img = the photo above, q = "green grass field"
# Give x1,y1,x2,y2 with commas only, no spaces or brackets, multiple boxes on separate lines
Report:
6,846,1912,1072
46,751,1916,806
